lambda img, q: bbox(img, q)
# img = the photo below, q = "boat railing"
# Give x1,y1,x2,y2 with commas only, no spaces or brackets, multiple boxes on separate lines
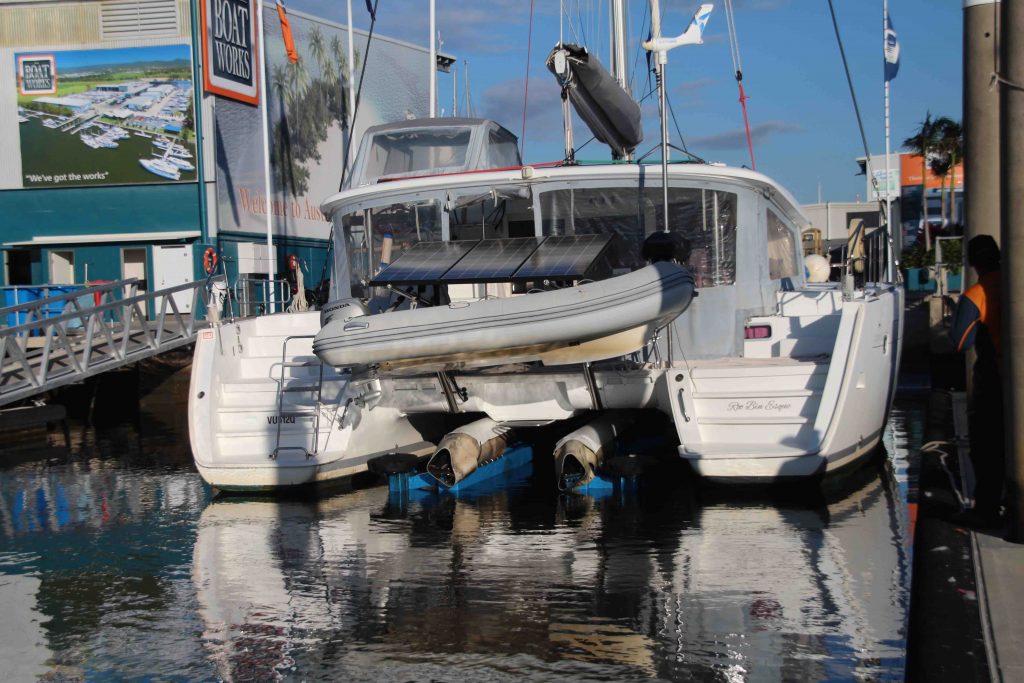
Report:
231,276,294,318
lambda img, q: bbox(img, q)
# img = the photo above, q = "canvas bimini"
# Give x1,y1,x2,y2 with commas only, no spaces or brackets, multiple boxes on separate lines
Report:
188,5,902,491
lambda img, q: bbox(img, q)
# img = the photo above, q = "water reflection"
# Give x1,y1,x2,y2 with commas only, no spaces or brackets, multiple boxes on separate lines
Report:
0,394,922,681
192,460,910,681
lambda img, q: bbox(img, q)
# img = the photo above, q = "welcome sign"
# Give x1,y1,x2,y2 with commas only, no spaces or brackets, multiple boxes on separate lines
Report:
17,55,56,95
201,0,259,105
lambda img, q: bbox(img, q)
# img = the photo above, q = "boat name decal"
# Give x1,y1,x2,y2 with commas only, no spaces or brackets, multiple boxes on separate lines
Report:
726,400,792,413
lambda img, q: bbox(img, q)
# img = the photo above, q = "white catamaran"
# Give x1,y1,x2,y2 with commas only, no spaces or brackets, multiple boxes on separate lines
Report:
188,2,902,492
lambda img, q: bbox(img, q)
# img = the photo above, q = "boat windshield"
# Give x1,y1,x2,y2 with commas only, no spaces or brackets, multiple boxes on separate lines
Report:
540,186,737,286
364,127,472,179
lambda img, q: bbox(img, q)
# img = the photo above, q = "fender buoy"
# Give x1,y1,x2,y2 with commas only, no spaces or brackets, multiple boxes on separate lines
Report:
287,254,299,270
203,248,218,274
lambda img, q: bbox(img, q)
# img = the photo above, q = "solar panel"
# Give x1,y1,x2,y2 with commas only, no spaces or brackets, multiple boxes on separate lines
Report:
370,240,477,285
512,234,613,280
442,237,543,283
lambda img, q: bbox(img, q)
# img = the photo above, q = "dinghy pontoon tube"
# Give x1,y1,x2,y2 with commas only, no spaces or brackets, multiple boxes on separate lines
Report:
554,412,635,491
427,417,513,487
313,262,695,371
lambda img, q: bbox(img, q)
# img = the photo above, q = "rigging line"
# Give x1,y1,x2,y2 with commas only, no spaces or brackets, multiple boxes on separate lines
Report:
825,0,885,217
666,95,690,154
628,2,650,91
521,0,536,160
320,0,380,290
724,0,755,169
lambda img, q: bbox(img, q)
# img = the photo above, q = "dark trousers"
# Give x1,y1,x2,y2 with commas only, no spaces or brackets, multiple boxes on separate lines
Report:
969,368,1005,518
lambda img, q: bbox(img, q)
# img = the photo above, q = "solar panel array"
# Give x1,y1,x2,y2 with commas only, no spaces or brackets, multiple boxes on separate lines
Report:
371,241,476,285
513,234,611,280
369,234,613,286
442,237,543,283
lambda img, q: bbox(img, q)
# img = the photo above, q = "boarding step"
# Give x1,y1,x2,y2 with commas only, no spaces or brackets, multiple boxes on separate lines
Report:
690,389,818,399
679,442,819,459
697,415,811,426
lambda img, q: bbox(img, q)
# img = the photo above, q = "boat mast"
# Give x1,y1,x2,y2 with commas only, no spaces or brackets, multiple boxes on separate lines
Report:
610,0,631,160
429,0,436,117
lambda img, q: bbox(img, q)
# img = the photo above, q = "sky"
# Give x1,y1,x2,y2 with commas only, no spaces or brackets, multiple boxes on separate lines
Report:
27,44,191,70
293,0,964,205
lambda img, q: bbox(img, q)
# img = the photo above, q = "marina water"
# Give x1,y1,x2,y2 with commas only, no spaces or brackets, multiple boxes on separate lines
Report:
0,372,922,681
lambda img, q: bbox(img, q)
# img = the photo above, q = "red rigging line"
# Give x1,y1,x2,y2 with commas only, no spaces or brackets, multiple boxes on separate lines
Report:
724,0,755,169
521,0,536,161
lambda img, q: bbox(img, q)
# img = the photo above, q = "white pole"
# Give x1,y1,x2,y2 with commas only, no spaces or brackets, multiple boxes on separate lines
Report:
884,0,894,279
256,0,276,301
611,0,627,91
429,0,436,118
452,63,457,117
346,0,356,169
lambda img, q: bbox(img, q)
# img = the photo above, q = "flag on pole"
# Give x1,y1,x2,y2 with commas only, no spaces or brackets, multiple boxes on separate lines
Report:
884,13,900,81
365,0,376,21
276,0,298,64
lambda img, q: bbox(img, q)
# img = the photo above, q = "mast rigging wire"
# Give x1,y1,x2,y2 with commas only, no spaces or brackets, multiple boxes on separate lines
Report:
521,0,536,160
319,0,380,292
825,0,899,279
723,0,756,169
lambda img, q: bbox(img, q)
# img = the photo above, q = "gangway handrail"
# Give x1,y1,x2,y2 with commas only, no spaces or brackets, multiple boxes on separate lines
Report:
0,277,211,338
0,275,226,407
0,278,138,318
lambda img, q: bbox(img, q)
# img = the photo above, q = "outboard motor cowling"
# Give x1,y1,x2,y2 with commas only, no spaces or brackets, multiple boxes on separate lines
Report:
320,298,369,327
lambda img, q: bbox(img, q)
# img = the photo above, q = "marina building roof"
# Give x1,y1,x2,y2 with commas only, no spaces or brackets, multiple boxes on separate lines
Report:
33,96,91,111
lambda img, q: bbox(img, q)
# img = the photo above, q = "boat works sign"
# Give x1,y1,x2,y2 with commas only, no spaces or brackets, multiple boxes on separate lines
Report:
200,0,259,105
17,55,56,95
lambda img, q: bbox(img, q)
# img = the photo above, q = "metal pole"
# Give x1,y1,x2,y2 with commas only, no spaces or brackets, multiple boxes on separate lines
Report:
649,0,670,231
965,0,1002,281
256,0,276,299
429,0,436,118
883,0,893,279
1001,0,1024,541
189,0,209,244
611,0,627,91
452,63,457,117
346,0,356,169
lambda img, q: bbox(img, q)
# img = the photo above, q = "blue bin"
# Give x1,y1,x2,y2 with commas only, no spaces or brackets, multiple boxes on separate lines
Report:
946,272,963,292
3,287,43,329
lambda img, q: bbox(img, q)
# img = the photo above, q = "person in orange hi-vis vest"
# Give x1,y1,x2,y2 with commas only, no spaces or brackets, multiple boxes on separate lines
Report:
950,235,1004,528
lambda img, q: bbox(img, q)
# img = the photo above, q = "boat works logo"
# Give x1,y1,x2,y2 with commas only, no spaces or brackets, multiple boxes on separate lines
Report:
17,55,56,96
201,0,259,105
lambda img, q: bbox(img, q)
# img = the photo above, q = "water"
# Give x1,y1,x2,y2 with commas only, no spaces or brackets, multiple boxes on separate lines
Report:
0,376,924,682
18,117,196,187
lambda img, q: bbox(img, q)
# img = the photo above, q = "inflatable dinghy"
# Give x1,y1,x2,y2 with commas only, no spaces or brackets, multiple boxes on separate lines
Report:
313,262,695,371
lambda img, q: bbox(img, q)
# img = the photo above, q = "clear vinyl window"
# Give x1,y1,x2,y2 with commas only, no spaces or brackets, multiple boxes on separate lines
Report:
767,208,799,280
539,186,738,285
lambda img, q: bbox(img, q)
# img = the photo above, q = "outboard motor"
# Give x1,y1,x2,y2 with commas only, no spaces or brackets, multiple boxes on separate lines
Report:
319,298,369,327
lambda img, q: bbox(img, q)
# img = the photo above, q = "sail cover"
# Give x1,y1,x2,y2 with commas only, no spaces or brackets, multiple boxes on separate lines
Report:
546,44,643,158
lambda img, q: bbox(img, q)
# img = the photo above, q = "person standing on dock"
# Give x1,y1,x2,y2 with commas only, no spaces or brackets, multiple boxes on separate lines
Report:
950,235,1005,527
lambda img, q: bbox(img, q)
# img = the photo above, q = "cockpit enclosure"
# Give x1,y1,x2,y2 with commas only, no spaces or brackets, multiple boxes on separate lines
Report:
345,118,522,189
326,166,806,359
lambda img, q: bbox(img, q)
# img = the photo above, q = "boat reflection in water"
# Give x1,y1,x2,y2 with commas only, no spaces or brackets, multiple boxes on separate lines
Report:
193,458,910,681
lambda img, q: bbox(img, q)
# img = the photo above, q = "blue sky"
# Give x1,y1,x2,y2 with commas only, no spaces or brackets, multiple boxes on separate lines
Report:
21,44,191,70
293,0,963,204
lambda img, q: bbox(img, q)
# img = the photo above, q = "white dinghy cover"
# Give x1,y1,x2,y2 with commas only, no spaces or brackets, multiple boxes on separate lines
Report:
313,262,694,372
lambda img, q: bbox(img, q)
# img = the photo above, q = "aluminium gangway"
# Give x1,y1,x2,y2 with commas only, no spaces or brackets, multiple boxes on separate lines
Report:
0,276,225,407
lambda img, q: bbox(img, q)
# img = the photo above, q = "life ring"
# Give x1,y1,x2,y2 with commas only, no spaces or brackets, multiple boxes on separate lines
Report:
203,248,218,274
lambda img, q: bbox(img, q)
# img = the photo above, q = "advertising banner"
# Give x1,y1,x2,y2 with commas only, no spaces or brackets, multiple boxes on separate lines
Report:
14,45,197,188
215,5,430,240
900,153,964,190
201,0,259,105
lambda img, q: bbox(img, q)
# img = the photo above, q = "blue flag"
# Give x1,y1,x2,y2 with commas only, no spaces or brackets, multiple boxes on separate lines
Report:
365,0,375,20
884,13,900,81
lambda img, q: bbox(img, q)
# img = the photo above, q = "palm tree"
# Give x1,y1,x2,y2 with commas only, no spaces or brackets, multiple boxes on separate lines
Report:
936,118,963,225
903,112,940,250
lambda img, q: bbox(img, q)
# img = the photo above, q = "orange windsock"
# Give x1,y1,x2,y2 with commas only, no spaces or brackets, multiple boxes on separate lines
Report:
276,0,298,64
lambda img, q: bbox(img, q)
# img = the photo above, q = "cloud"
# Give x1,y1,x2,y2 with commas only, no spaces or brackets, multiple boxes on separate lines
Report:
688,120,801,150
479,76,565,145
675,78,716,94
